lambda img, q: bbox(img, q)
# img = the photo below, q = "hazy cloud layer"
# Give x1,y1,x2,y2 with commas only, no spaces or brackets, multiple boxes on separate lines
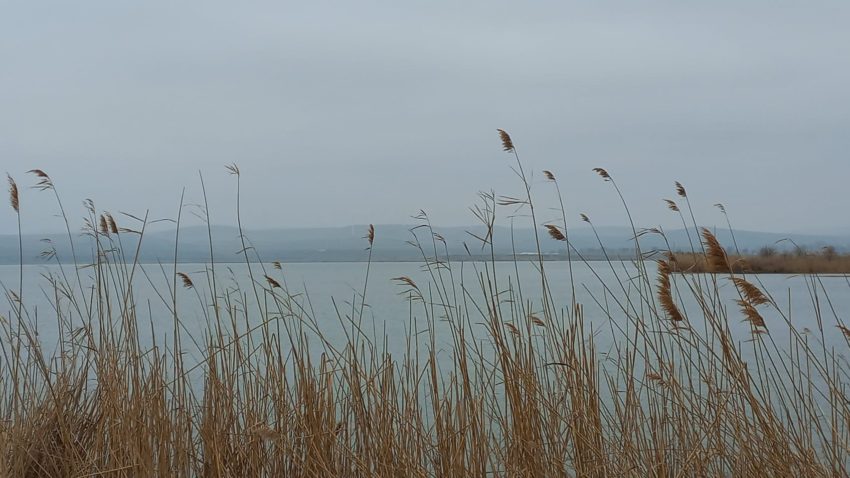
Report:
2,1,849,234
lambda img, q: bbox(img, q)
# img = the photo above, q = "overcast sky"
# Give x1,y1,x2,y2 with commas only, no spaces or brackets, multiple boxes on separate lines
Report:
2,1,849,235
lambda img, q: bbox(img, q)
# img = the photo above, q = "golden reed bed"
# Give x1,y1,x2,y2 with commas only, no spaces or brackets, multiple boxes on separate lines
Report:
2,132,849,476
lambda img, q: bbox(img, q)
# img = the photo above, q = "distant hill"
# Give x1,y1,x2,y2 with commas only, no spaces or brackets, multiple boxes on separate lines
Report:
0,224,847,265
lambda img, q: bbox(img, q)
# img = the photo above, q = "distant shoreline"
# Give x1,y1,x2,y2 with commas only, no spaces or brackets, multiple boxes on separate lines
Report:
670,250,850,274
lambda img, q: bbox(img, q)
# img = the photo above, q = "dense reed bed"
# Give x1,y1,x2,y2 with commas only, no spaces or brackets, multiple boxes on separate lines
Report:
2,134,850,476
670,249,850,274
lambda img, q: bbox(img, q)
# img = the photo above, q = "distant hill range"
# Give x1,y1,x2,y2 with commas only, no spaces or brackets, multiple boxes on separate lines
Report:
0,224,848,265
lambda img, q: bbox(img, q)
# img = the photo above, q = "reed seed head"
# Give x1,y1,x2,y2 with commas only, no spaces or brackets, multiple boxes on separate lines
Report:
701,228,730,273
177,272,194,289
497,129,514,152
27,169,53,190
664,199,679,212
592,168,611,180
7,175,18,213
675,181,687,198
731,277,770,306
99,215,109,235
105,213,119,234
738,300,766,328
366,224,375,246
656,259,684,323
545,224,566,241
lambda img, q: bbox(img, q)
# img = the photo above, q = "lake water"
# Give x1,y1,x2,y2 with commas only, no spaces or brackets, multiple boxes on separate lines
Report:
2,261,850,363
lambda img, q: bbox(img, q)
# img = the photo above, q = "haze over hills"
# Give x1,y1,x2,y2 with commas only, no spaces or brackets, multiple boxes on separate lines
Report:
0,224,848,265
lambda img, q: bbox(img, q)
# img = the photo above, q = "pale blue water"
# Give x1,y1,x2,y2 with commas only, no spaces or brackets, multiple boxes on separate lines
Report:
2,261,849,359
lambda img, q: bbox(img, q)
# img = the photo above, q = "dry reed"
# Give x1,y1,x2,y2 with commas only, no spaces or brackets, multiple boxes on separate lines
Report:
2,150,849,477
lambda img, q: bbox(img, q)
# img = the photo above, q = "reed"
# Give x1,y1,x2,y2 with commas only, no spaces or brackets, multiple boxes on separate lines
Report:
671,250,850,274
1,134,849,476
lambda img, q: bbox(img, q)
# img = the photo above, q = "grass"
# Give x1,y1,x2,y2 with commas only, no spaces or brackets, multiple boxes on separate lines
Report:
2,131,850,476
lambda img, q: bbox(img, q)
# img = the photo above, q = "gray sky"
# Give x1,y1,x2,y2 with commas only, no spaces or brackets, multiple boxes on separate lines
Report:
2,1,849,234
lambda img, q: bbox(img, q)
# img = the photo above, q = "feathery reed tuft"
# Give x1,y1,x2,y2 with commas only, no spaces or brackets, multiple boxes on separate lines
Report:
738,300,766,328
592,168,611,180
265,275,282,289
99,215,109,235
392,276,418,289
366,224,375,246
497,129,514,152
176,272,194,289
543,170,555,181
730,277,770,306
701,228,730,273
545,224,566,241
104,212,119,234
7,174,18,212
675,181,687,198
664,199,679,212
27,169,53,190
656,259,684,323
580,213,590,223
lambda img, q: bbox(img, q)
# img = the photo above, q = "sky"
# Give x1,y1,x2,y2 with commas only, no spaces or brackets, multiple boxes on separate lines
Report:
2,1,849,235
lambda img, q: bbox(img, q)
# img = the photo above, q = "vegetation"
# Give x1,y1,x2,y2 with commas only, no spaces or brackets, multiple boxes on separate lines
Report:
670,246,850,274
2,134,850,476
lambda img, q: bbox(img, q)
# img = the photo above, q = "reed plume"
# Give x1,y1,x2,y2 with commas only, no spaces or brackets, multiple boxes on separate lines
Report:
366,224,375,246
664,199,679,212
738,300,766,328
27,169,53,190
592,168,610,180
177,272,194,289
730,277,770,306
543,170,555,181
545,224,566,241
701,227,730,273
497,129,514,152
675,181,687,198
656,259,684,323
99,215,109,235
7,174,18,212
104,212,119,234
529,315,545,327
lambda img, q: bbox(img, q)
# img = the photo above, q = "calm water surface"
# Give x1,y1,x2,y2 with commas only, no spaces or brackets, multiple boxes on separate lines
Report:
2,262,850,362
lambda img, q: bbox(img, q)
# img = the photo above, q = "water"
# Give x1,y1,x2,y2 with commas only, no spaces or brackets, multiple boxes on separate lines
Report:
3,261,850,360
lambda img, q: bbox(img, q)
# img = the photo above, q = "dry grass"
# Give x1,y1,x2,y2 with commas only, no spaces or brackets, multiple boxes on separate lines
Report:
2,136,850,476
671,250,850,274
